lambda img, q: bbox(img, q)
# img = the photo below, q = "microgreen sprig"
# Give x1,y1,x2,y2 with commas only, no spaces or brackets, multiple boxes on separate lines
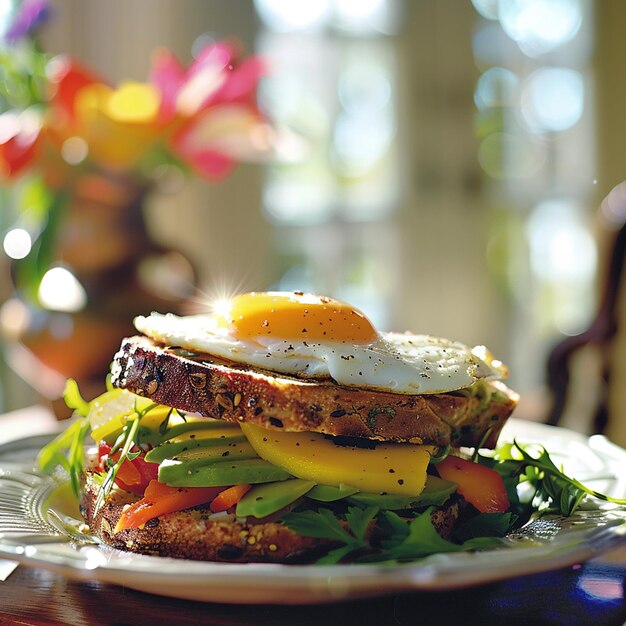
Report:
94,401,158,515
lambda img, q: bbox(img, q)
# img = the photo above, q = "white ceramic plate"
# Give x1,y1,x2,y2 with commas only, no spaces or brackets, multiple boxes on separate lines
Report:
0,419,625,605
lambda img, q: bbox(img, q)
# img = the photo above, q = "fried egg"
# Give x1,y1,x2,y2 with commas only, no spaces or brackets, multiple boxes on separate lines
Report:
134,291,506,394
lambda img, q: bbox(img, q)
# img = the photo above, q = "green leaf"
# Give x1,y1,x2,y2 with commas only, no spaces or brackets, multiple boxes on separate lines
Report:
377,510,411,545
389,508,463,559
345,506,379,542
159,408,174,435
282,508,354,543
63,379,90,417
37,418,86,475
316,544,360,565
94,416,140,514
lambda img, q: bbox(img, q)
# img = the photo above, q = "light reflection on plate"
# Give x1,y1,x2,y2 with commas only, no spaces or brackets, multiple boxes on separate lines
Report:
0,420,625,605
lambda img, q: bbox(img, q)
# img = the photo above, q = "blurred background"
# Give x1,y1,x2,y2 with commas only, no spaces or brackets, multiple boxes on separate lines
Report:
1,0,625,446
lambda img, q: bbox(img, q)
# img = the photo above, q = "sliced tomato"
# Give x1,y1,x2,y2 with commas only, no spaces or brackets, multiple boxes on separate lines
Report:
436,454,510,513
209,483,252,513
97,442,159,496
115,480,224,532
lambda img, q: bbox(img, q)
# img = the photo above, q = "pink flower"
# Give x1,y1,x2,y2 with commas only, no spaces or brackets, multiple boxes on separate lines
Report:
171,104,273,180
149,41,266,121
149,41,269,179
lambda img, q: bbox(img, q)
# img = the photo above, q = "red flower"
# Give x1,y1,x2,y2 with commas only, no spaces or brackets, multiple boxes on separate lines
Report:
46,56,104,125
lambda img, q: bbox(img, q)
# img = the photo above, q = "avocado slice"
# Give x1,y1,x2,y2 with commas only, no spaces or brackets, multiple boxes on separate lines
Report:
236,479,316,518
347,475,456,510
137,419,241,448
144,434,247,464
159,458,293,487
305,484,360,502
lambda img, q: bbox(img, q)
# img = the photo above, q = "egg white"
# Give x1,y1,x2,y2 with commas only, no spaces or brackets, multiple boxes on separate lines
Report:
134,312,505,394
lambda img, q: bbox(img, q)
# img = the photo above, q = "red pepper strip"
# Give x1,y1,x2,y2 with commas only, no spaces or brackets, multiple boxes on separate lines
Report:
436,455,510,513
114,454,142,486
209,483,252,513
98,442,159,496
114,480,224,532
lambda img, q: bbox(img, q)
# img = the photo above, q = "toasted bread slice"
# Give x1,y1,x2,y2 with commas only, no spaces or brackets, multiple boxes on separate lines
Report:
80,473,464,562
80,473,324,563
111,336,518,448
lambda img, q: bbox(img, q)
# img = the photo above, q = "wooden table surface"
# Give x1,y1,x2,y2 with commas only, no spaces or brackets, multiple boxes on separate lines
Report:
1,407,625,626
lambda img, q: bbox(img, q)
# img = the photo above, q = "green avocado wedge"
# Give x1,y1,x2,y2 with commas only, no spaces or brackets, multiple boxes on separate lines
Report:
158,458,293,487
144,434,248,464
236,479,316,518
305,484,360,502
137,418,242,448
347,475,457,510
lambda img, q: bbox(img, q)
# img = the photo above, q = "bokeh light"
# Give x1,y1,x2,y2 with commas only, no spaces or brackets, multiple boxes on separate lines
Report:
0,0,12,37
474,67,519,110
521,67,584,133
527,200,596,282
526,199,596,334
254,0,331,32
471,0,499,20
61,136,89,165
498,0,583,57
3,228,32,259
478,132,546,179
37,267,87,312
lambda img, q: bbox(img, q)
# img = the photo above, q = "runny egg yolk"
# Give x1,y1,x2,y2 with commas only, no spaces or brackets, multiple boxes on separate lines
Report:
218,292,378,343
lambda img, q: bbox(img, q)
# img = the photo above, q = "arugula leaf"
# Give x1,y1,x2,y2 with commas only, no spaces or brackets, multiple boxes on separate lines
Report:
345,506,378,542
383,507,464,560
317,544,361,565
284,505,506,564
488,441,626,516
377,510,410,544
282,508,355,543
283,507,380,563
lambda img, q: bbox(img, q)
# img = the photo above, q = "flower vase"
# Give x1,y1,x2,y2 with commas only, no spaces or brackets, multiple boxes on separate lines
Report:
1,172,196,417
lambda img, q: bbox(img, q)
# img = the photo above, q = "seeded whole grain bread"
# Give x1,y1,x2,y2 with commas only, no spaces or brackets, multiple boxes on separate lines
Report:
111,335,518,449
80,473,464,562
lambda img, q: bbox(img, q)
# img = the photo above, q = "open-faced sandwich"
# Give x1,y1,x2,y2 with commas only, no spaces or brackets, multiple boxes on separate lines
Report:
40,291,530,563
